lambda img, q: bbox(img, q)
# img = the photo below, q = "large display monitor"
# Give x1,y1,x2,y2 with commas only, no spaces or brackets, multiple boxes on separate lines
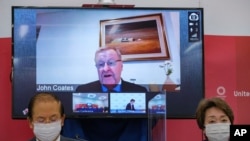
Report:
12,6,204,118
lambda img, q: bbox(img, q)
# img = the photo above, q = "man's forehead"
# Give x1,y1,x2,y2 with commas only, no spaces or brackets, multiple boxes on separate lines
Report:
96,50,118,59
33,101,60,115
99,49,117,55
33,101,60,112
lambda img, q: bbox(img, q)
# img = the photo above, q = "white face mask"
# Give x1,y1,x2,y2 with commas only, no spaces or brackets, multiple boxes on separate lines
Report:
33,120,62,141
205,123,230,141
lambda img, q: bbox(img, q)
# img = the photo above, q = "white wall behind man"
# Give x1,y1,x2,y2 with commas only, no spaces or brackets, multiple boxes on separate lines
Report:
201,0,250,36
1,0,250,37
1,0,201,38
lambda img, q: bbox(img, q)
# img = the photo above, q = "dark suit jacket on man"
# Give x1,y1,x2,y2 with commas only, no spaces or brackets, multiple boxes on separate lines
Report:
29,135,81,141
62,79,148,141
126,103,135,110
76,79,147,92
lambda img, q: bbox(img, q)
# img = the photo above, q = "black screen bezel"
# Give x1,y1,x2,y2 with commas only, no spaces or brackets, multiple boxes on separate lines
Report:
11,6,204,119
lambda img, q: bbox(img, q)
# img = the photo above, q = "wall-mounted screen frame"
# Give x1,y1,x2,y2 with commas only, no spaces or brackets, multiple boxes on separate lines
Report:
12,6,204,119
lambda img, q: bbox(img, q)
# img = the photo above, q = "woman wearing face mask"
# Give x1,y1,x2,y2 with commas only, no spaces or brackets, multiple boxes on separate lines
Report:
196,97,234,141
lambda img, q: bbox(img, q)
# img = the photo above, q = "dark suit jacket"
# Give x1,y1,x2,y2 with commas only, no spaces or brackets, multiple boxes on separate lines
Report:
29,135,81,141
126,103,135,110
76,79,147,92
62,80,148,141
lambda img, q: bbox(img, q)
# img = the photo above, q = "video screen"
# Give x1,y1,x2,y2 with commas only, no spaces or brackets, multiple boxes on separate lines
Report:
12,7,204,118
148,93,166,116
35,9,180,89
73,93,109,114
110,92,146,114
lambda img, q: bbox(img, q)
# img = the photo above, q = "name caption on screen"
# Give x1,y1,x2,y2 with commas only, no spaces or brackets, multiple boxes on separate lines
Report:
37,84,74,91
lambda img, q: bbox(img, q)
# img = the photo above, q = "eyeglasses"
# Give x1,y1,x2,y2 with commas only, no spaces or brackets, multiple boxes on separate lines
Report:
96,59,121,69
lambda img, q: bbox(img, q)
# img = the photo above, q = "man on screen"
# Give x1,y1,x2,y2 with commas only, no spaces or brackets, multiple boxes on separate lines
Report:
62,47,149,141
76,47,147,92
126,99,136,111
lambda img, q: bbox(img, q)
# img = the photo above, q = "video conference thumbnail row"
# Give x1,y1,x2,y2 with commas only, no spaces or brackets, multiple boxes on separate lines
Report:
72,92,166,117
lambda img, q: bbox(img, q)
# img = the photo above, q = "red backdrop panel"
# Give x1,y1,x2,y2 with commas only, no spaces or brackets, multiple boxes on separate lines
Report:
0,38,33,140
235,37,250,124
205,35,250,124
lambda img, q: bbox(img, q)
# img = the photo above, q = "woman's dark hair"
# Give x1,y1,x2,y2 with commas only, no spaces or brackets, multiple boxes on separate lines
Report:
27,93,64,120
196,97,234,129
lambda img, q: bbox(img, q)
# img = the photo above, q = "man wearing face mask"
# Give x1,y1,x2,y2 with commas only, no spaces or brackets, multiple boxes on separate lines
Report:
27,93,87,141
196,97,234,141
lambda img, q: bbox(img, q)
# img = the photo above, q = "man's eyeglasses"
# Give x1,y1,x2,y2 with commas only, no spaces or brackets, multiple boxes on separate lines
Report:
96,60,121,69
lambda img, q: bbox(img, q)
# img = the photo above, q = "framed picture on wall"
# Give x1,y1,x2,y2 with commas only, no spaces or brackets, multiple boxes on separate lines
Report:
100,13,170,61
